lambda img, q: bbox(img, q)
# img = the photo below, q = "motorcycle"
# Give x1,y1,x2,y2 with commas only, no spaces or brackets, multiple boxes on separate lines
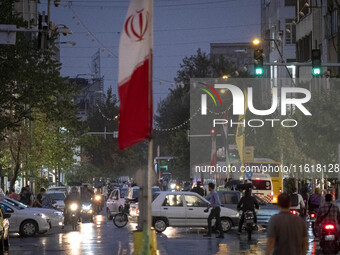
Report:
81,202,94,223
113,200,130,228
320,222,339,254
93,194,103,214
243,211,255,240
308,210,317,236
69,202,80,231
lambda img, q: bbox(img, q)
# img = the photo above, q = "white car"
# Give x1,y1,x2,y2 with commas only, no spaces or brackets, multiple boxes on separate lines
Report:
0,200,50,237
106,188,128,220
1,197,64,228
47,186,68,193
46,191,66,211
130,191,239,233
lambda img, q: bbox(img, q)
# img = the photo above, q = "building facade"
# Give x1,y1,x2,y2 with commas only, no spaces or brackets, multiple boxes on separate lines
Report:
261,0,297,78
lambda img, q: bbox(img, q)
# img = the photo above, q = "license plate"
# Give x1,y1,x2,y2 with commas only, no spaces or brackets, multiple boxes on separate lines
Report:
325,235,335,241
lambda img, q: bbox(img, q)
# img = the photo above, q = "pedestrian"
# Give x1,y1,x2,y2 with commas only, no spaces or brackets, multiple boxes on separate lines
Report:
8,188,19,200
34,188,46,208
18,187,31,206
162,179,168,191
191,181,205,197
265,193,308,255
25,185,34,207
203,183,224,238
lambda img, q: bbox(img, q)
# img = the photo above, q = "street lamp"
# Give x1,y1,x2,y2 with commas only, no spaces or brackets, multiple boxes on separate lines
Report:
252,38,261,46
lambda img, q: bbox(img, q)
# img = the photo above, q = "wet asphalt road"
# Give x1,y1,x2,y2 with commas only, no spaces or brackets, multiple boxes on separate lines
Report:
5,213,331,255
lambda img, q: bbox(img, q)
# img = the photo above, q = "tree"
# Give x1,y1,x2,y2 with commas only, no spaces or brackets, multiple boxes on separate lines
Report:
0,0,79,190
155,49,249,179
83,88,148,179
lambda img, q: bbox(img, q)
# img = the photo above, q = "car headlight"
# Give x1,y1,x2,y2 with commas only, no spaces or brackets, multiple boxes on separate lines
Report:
95,195,101,201
70,203,78,211
82,204,91,210
34,213,48,219
170,184,176,189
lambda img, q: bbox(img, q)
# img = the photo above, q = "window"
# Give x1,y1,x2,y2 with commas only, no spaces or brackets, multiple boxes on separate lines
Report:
326,10,338,38
285,19,296,45
184,195,208,207
285,0,296,6
220,193,239,204
162,195,183,207
252,180,272,190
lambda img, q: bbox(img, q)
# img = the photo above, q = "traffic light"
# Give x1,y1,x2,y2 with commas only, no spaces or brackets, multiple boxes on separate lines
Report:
254,49,264,76
312,49,321,76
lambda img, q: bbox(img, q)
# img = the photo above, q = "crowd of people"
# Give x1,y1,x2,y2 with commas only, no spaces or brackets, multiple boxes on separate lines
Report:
7,186,52,208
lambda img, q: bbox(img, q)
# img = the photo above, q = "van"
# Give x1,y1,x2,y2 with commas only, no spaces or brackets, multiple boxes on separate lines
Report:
251,173,273,203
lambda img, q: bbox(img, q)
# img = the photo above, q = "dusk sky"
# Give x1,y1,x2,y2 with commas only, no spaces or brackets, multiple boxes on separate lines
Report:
41,0,261,106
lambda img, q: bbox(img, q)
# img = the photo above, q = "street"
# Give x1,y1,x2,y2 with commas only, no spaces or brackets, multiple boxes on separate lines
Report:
6,212,326,255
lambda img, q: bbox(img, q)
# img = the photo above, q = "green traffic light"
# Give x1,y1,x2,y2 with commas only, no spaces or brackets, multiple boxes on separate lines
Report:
312,67,321,76
255,68,263,76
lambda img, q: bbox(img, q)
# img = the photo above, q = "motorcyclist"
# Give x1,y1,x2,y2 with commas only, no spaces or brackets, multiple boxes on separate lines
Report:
237,188,259,234
308,188,324,212
81,185,94,203
290,187,305,216
64,187,81,224
191,181,205,197
316,194,340,237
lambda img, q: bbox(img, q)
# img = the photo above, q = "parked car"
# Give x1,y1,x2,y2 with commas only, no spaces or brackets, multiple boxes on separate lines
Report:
0,200,50,237
1,197,64,229
47,186,68,194
131,191,239,233
106,188,128,220
215,190,279,227
46,191,66,211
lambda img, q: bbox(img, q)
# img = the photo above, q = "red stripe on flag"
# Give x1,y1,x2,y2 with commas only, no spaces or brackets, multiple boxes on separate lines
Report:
118,57,152,150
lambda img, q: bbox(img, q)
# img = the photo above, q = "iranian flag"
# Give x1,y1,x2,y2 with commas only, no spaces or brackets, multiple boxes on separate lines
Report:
118,0,153,150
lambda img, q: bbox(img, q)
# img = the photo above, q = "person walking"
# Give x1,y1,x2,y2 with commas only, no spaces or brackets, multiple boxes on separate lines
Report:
265,193,308,255
204,183,224,238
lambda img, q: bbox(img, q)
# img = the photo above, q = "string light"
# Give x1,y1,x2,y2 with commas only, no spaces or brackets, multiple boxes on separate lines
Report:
154,108,201,132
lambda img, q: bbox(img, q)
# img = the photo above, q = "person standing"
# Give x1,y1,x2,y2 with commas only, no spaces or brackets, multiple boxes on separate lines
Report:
204,183,224,238
34,188,46,208
8,188,19,200
18,187,30,206
265,193,308,255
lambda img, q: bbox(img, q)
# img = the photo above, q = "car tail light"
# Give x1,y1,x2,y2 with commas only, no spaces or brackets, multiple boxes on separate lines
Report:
310,213,315,218
324,224,335,230
136,209,140,215
290,210,297,215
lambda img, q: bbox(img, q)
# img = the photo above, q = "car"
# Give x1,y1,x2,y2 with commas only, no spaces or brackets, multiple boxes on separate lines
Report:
46,191,66,211
1,197,64,229
106,187,128,220
0,200,50,237
215,190,279,227
131,191,239,233
47,186,68,193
